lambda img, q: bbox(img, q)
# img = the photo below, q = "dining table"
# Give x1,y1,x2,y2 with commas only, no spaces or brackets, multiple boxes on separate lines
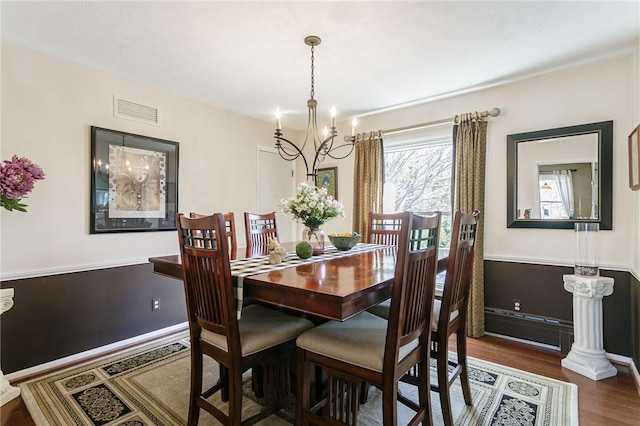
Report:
149,242,447,322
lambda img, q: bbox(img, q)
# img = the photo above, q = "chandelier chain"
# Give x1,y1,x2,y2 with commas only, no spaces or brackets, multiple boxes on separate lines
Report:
310,44,315,100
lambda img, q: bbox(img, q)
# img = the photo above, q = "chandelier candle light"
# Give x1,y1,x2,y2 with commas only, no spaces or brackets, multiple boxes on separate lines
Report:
274,35,358,180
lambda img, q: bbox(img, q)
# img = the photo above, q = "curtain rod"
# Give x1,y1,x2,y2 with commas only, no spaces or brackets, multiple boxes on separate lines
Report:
344,107,501,141
384,107,501,136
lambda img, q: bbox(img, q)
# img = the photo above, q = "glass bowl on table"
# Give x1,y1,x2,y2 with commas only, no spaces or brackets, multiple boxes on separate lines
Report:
328,233,361,251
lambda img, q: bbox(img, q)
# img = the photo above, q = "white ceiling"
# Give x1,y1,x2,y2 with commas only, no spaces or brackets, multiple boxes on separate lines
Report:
2,1,639,129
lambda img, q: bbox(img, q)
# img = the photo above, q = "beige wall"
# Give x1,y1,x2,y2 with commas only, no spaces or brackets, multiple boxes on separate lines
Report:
332,54,636,270
2,44,638,278
0,45,287,279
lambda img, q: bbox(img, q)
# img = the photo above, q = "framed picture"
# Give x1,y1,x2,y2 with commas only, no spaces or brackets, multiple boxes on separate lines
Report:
90,126,179,233
629,124,640,191
316,167,338,200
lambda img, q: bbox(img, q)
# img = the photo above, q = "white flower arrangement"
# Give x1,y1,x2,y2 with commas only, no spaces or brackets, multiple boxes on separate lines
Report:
280,182,344,227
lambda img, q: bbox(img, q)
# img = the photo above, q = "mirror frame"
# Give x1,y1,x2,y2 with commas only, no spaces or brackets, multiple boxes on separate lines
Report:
507,120,613,230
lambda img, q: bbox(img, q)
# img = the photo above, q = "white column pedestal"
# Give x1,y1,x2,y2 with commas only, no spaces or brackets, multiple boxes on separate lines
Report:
561,275,617,380
1,288,21,406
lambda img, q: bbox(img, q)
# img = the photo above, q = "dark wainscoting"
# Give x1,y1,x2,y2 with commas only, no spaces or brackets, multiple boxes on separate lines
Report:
633,273,640,368
3,260,637,375
1,263,186,374
485,260,634,359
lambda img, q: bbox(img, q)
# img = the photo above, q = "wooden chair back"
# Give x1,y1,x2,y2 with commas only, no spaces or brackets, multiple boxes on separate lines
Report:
368,212,405,246
189,212,238,259
438,210,479,329
428,210,479,425
177,213,240,353
244,211,279,257
385,211,441,370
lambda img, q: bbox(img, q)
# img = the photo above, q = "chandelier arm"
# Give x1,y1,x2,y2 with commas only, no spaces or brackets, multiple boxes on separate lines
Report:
325,143,357,160
276,143,302,160
320,133,335,155
311,129,338,173
277,149,301,162
274,133,311,177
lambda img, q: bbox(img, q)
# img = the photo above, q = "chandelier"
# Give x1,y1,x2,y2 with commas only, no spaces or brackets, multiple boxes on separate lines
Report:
274,35,358,180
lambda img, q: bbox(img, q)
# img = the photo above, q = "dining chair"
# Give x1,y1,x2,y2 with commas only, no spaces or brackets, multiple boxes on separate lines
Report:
296,211,441,426
189,212,238,259
244,211,280,257
366,210,479,425
364,212,405,321
176,213,314,426
367,211,405,246
400,210,480,426
428,210,479,426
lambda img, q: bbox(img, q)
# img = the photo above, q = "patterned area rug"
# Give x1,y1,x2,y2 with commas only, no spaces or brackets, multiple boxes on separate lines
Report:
19,332,578,425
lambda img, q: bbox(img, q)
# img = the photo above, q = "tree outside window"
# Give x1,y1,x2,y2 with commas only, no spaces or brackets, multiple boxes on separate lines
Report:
383,136,453,247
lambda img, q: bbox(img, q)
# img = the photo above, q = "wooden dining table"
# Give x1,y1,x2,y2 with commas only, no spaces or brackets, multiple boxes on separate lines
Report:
149,243,447,322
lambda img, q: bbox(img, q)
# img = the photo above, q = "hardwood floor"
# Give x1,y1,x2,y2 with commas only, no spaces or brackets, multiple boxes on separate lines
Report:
2,334,639,425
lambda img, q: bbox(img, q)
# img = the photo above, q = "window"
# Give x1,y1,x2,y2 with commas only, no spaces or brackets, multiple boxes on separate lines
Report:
383,127,453,247
538,174,570,219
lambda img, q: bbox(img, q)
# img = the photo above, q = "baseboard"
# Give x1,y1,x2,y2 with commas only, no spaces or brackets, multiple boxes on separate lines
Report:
484,331,561,351
6,322,188,383
632,360,640,397
607,353,640,396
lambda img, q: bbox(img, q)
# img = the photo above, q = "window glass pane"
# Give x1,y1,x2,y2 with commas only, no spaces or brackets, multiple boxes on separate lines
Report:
538,174,569,219
383,131,453,247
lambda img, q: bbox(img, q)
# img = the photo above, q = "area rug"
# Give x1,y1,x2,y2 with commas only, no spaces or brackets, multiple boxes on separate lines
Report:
19,332,578,425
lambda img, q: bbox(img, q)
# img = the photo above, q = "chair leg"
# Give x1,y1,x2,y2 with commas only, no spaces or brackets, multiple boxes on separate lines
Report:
359,381,369,404
252,364,264,398
229,367,244,426
457,328,472,405
381,380,398,426
296,349,310,426
219,364,230,402
187,350,203,426
313,365,324,405
419,353,433,426
437,344,454,426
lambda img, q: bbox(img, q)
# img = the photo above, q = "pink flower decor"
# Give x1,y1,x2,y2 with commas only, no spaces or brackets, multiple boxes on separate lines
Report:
0,155,45,212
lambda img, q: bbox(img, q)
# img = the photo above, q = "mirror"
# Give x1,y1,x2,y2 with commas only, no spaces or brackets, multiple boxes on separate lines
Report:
507,121,612,229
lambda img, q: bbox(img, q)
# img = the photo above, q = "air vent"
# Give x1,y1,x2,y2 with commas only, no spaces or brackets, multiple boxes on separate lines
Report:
113,95,159,125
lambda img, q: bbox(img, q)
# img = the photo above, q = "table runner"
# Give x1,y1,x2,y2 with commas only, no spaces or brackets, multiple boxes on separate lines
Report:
231,243,390,318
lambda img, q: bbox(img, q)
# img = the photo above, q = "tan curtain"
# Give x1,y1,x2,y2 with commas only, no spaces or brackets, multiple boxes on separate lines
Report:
453,115,487,338
352,131,383,241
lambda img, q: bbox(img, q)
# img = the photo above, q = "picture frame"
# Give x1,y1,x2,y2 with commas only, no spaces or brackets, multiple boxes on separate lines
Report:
629,124,640,191
316,167,338,200
90,126,179,233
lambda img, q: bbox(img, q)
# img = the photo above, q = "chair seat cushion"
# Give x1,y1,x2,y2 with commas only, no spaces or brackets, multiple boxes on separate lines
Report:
432,299,459,332
201,304,314,356
369,299,459,333
296,311,418,373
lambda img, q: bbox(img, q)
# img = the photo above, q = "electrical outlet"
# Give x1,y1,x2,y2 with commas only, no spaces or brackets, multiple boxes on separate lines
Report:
513,299,521,311
152,298,161,311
